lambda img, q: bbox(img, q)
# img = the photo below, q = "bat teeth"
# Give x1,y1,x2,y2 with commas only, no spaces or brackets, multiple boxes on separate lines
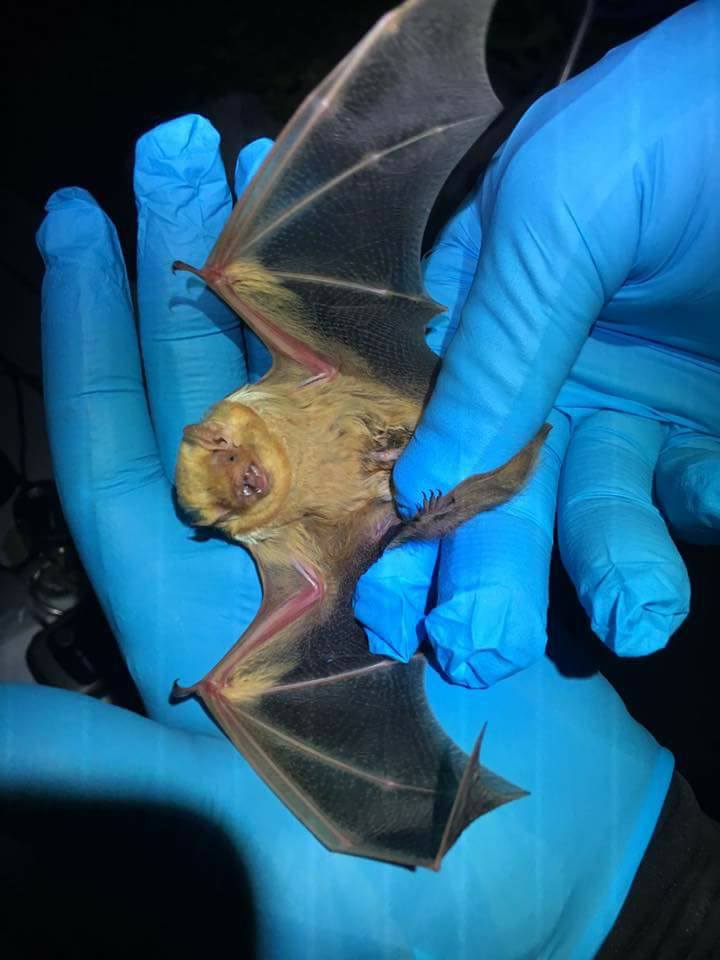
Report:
242,462,269,497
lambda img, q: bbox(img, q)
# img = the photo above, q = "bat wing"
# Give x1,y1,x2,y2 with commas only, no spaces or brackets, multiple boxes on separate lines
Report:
174,0,502,397
174,547,525,870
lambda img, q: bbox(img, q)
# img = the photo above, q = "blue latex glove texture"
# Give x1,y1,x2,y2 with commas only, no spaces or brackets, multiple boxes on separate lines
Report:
0,114,675,959
356,0,720,687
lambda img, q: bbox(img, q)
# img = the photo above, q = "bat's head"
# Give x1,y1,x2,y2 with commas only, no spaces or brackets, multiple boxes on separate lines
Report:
175,400,291,537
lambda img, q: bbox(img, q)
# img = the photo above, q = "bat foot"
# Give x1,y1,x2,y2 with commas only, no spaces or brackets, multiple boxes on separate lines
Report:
415,489,446,516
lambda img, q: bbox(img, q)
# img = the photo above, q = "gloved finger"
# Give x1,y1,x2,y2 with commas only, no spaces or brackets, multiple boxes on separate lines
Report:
135,115,248,480
424,410,570,688
233,138,275,382
0,684,228,823
421,196,482,359
394,131,613,513
655,430,720,545
354,540,439,661
558,411,690,656
233,135,274,195
37,189,166,570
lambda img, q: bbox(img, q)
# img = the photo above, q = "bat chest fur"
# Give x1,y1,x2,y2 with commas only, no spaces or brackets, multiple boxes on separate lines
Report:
236,374,420,550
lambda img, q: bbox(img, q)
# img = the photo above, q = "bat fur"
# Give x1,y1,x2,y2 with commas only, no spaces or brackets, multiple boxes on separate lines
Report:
176,365,548,577
169,0,551,869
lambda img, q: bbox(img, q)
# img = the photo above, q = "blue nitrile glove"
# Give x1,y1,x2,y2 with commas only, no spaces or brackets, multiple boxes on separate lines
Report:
0,114,675,959
356,0,720,687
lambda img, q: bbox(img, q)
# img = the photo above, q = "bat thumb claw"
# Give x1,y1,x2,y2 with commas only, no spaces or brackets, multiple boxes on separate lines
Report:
172,260,226,286
171,679,201,701
172,260,203,278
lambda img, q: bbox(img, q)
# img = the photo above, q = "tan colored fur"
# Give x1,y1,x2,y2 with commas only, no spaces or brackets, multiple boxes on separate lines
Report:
223,258,310,346
175,370,421,575
175,403,292,531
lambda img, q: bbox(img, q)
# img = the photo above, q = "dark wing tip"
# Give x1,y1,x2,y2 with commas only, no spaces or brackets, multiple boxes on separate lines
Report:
432,722,531,870
432,725,486,870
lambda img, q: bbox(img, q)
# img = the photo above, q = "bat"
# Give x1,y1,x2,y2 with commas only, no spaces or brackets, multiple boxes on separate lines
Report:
171,0,549,870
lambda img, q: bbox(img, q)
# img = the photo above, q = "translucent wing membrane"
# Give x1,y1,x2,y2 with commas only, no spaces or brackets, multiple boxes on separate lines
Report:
192,0,503,395
198,593,524,869
172,0,524,870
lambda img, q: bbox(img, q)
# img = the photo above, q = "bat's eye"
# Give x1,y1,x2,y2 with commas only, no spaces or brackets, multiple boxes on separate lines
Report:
228,455,236,462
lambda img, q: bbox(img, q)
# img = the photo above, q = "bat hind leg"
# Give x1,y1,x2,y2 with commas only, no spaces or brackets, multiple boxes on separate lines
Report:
392,486,462,544
391,425,552,546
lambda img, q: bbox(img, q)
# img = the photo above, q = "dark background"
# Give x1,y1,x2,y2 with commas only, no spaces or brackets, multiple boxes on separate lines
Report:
1,0,716,955
1,0,694,265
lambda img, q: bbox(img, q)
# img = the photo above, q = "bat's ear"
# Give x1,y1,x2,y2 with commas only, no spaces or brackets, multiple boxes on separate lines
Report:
182,421,232,451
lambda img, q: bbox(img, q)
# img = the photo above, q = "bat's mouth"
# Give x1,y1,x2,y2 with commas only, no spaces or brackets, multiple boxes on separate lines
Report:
178,410,286,526
242,462,269,497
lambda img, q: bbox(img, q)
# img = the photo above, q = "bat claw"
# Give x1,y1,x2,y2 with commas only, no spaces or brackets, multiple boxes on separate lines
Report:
417,489,444,516
172,259,201,278
171,678,201,701
172,260,225,284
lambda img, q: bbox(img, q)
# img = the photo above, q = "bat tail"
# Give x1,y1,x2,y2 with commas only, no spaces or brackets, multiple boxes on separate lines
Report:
433,724,528,871
393,424,551,547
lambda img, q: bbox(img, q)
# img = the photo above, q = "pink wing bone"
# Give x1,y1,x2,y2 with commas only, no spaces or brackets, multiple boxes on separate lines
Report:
172,559,326,699
172,260,338,385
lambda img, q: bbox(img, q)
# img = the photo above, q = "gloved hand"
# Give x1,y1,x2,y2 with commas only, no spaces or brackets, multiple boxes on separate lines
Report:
356,0,720,688
0,113,674,959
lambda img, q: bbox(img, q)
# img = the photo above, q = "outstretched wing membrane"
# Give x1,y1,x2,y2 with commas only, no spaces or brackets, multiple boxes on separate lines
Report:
176,0,502,395
175,547,524,870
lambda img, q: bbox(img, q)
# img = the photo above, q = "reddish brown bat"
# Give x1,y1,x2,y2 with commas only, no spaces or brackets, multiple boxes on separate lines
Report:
172,0,549,870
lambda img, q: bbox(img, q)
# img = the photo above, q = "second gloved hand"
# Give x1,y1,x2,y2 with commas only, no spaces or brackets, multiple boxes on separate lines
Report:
355,0,720,687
